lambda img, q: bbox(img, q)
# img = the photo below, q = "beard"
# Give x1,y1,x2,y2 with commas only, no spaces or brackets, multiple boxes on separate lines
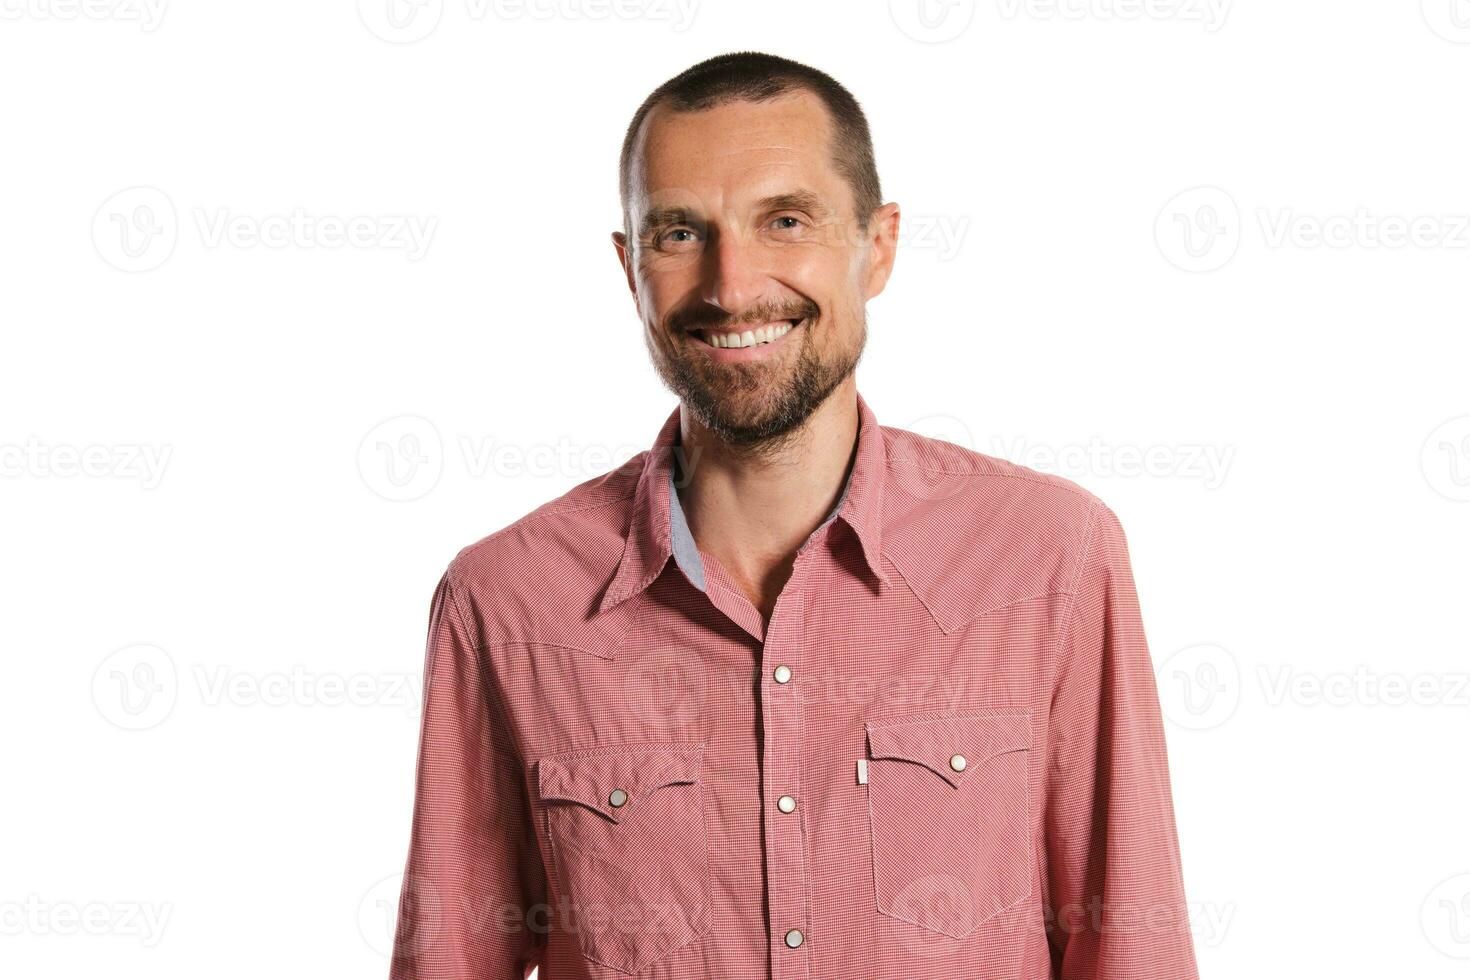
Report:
645,306,867,451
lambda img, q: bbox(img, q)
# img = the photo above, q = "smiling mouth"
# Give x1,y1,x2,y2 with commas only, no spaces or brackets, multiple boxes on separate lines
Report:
689,318,803,349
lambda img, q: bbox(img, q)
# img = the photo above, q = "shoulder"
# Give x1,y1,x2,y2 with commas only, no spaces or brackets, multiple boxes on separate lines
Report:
441,452,648,647
878,424,1122,631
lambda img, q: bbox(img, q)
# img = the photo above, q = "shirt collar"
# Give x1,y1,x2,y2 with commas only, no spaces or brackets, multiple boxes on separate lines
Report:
599,391,890,613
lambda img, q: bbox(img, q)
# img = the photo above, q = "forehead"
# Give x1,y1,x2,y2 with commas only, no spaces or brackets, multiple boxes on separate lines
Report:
628,89,847,215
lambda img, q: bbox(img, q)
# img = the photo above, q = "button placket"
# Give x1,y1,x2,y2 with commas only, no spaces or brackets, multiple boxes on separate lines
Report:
761,560,813,977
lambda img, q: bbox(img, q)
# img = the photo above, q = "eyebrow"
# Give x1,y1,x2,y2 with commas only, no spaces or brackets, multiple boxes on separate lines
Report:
756,190,832,219
638,188,834,237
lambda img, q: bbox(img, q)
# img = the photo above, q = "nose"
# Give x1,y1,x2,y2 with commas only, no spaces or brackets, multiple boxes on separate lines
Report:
700,225,767,317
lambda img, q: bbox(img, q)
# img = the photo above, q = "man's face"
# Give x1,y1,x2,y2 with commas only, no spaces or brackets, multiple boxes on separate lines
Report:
614,90,898,447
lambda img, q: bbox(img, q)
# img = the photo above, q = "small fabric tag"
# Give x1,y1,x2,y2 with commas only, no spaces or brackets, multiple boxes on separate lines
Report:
856,759,868,785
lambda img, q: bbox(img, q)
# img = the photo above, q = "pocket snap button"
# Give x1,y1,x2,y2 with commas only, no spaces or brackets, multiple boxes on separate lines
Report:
949,754,967,773
608,788,628,808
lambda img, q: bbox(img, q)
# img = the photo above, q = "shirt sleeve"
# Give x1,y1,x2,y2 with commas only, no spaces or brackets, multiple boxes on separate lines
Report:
1044,502,1199,979
389,567,547,980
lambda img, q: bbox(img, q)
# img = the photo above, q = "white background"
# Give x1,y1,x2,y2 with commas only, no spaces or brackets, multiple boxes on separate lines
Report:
3,0,1469,977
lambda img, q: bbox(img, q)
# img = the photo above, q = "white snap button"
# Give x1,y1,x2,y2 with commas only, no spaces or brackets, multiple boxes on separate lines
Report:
785,928,804,949
949,754,967,773
608,788,628,808
778,795,797,814
773,665,792,684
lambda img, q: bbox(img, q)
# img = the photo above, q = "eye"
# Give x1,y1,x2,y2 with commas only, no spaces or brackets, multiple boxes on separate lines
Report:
770,215,806,232
657,226,701,249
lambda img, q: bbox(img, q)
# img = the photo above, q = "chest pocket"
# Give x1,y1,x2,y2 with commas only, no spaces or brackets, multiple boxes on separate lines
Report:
864,710,1033,939
537,742,710,974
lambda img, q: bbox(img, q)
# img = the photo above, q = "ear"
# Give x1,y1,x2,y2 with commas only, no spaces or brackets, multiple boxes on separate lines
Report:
862,202,901,300
611,230,637,299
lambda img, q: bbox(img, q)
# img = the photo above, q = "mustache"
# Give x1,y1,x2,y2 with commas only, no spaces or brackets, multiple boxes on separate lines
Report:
670,301,818,334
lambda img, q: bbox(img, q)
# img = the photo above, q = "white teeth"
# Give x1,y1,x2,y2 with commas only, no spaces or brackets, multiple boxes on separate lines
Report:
704,319,798,349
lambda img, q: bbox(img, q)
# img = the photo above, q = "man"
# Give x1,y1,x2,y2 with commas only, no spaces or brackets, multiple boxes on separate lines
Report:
389,51,1199,979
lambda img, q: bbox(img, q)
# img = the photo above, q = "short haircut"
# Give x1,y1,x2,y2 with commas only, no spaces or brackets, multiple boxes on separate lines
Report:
618,51,883,237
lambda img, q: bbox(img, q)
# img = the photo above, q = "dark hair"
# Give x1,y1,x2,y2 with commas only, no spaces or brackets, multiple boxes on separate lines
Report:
618,51,883,236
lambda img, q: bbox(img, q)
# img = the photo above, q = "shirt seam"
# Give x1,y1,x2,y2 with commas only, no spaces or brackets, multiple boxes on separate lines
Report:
480,638,620,657
1053,497,1105,668
886,553,1074,632
883,455,1096,497
1042,497,1105,948
445,560,529,769
460,485,640,558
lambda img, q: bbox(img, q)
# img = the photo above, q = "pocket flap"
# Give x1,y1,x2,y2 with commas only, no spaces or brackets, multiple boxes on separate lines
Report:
866,712,1031,788
537,742,704,823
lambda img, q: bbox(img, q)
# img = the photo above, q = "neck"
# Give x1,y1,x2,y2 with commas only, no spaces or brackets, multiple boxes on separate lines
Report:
675,378,860,618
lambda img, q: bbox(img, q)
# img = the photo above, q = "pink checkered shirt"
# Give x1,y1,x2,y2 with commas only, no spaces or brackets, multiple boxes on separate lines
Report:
389,391,1199,979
